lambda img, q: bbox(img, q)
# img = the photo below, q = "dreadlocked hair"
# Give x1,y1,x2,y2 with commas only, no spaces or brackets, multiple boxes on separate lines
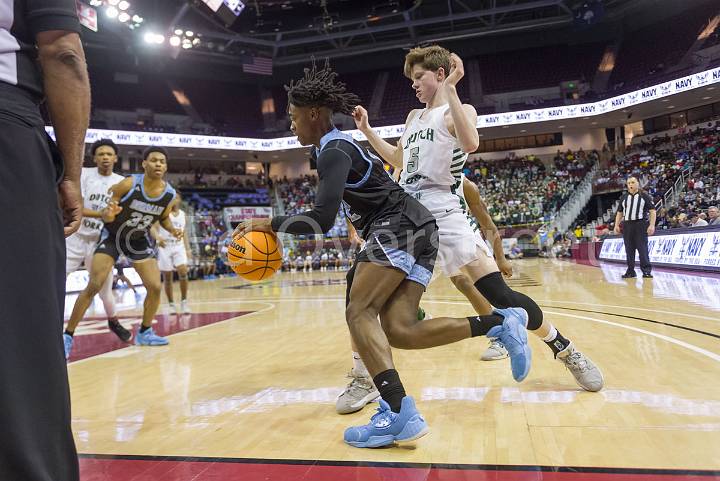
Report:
285,58,360,115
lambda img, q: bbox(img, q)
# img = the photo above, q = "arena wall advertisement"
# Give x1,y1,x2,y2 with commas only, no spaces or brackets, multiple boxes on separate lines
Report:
599,227,720,272
223,206,273,224
46,66,720,151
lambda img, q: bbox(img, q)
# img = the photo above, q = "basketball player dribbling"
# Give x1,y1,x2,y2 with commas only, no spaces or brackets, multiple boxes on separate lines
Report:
346,46,602,410
335,175,509,415
152,195,192,314
235,59,531,448
65,139,128,344
63,147,181,359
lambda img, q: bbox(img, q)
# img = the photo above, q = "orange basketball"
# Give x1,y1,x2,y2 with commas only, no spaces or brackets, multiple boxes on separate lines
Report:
227,231,283,281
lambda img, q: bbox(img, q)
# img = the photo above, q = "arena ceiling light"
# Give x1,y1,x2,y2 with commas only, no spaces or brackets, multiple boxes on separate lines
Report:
143,32,165,45
169,27,201,51
90,0,144,29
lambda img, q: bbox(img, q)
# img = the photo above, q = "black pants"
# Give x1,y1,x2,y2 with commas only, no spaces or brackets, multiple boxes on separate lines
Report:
0,99,79,480
622,220,652,275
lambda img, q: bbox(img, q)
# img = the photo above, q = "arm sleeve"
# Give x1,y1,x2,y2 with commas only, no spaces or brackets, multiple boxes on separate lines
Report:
271,145,352,235
26,0,81,36
616,195,625,213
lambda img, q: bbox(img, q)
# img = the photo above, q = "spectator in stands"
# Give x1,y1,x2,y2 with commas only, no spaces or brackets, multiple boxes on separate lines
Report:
688,212,708,227
708,206,719,226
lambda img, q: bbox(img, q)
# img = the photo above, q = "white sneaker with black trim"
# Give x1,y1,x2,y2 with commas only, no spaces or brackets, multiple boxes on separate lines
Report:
557,342,604,392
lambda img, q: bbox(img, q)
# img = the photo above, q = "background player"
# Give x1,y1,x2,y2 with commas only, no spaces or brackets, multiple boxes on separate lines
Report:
63,147,181,359
234,60,531,448
113,257,142,302
65,139,129,342
353,45,603,393
152,195,192,314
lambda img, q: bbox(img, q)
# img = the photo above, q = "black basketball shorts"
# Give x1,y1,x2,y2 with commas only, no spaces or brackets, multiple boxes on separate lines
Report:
95,230,156,262
355,212,438,288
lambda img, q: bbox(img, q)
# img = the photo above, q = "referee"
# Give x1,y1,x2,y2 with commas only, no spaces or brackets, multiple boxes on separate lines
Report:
0,1,89,480
613,177,656,279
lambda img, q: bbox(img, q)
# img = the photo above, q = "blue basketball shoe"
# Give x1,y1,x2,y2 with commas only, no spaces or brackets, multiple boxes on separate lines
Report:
487,307,532,382
135,327,169,346
343,396,429,448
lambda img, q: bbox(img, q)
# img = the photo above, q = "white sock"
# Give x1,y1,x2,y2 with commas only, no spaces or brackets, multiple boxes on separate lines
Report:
352,351,369,378
542,325,558,342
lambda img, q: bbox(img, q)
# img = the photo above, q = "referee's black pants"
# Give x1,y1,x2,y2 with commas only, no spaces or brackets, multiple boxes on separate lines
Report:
622,220,652,275
0,94,79,481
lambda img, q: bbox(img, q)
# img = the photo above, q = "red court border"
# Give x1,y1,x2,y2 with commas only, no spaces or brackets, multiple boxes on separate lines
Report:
78,455,720,481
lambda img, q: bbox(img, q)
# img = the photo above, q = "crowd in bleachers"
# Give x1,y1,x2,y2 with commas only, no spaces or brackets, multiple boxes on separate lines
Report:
464,149,596,226
275,175,317,215
606,122,720,231
274,175,349,237
271,148,597,232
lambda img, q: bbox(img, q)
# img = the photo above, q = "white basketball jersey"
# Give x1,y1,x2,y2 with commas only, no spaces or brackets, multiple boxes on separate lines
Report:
77,167,125,238
158,210,186,244
399,104,469,195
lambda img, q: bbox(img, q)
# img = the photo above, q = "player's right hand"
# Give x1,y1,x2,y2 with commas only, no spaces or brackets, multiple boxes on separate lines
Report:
158,239,167,248
498,259,513,277
349,230,365,248
352,105,370,132
102,202,123,223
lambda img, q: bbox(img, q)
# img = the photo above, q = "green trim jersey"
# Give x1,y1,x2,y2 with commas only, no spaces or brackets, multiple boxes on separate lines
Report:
398,105,491,277
399,104,469,196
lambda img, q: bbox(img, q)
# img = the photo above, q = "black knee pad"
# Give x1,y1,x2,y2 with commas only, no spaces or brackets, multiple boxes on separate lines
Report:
474,272,544,330
474,272,514,308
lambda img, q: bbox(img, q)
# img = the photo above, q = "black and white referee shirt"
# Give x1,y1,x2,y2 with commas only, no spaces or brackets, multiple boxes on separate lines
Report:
618,191,655,221
0,0,80,100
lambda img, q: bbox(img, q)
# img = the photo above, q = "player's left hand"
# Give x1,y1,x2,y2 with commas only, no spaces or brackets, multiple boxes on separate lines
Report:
442,53,464,88
172,228,183,240
647,225,655,236
233,218,273,239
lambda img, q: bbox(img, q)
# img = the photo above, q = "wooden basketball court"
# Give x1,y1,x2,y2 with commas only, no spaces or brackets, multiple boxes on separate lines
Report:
66,258,720,480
